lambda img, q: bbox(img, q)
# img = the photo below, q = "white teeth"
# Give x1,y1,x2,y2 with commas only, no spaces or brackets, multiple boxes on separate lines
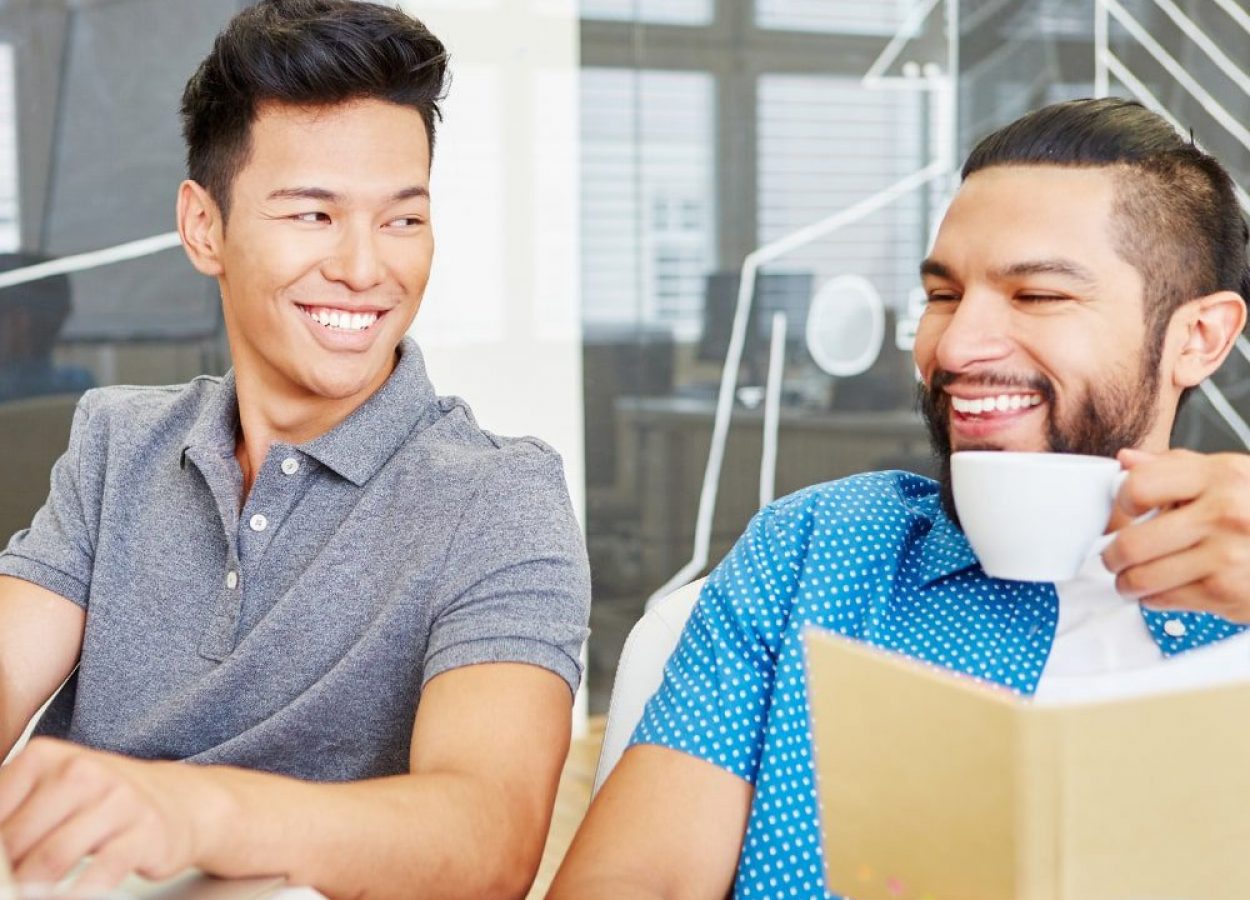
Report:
302,306,379,332
950,393,1042,415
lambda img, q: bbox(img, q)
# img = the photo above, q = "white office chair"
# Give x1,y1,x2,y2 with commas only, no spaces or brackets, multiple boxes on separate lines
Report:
3,685,65,765
4,710,45,764
593,577,706,796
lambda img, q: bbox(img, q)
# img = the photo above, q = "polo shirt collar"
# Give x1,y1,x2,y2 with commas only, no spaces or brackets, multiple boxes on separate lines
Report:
180,337,439,486
182,370,240,462
299,337,438,486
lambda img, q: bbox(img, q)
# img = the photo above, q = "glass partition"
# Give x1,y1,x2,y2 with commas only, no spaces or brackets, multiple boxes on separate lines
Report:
580,0,1250,711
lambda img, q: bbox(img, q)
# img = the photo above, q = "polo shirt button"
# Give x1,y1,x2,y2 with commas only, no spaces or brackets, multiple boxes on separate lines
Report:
281,457,300,476
1163,619,1187,638
249,514,268,532
226,570,239,589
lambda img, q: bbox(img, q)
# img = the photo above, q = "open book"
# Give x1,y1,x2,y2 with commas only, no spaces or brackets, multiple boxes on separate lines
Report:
804,627,1250,900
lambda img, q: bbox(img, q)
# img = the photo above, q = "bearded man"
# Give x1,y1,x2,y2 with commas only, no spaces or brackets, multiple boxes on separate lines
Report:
550,97,1250,899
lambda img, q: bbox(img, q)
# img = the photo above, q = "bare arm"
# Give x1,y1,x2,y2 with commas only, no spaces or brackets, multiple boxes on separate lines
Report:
0,576,84,757
547,744,752,900
0,661,570,899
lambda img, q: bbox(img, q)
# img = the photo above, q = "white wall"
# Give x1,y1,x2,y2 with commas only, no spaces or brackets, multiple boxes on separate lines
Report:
402,0,585,523
401,1,588,732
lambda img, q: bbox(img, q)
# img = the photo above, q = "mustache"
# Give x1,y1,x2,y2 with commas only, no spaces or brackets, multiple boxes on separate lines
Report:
927,369,1056,404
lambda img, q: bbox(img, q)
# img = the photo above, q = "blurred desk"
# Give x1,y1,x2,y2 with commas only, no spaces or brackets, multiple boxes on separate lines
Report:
605,395,933,595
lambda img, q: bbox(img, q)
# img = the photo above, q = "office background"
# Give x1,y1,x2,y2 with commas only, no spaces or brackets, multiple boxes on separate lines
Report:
1,0,1249,714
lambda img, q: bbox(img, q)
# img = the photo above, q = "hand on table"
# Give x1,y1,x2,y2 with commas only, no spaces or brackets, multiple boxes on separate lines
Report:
0,737,210,897
1102,447,1250,622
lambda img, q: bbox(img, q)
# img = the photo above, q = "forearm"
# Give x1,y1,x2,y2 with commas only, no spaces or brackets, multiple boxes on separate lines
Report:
548,872,669,900
184,764,544,900
0,661,41,762
0,577,85,761
548,846,689,900
0,689,24,761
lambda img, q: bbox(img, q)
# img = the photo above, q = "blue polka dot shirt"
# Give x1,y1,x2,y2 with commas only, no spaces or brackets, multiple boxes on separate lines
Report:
630,471,1244,899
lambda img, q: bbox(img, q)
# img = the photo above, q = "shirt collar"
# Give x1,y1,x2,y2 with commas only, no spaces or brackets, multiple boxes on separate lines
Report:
300,338,438,485
180,337,439,486
904,481,1248,651
900,480,980,587
181,370,240,464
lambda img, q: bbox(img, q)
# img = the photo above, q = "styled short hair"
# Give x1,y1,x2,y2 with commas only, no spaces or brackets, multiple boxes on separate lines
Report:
963,98,1250,354
180,0,449,219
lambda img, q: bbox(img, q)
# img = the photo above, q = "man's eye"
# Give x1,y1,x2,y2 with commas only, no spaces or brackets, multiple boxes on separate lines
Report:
926,292,959,304
387,216,424,228
292,212,330,224
1016,294,1068,303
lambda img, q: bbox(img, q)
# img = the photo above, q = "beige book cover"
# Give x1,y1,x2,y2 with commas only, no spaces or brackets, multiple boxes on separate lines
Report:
804,627,1250,900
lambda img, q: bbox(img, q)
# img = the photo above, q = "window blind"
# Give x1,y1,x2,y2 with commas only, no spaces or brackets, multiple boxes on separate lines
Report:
0,44,18,251
755,0,918,36
580,0,713,27
580,67,716,334
757,74,926,315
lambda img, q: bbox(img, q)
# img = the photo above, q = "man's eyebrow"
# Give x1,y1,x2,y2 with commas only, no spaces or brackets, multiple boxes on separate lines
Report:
266,187,340,203
919,257,1099,286
265,186,430,203
389,186,430,202
991,259,1098,286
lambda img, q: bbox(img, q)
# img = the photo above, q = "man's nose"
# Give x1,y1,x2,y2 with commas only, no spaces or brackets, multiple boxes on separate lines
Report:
932,291,1013,373
323,225,385,291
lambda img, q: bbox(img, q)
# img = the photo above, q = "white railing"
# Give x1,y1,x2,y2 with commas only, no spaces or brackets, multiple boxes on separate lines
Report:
647,0,960,606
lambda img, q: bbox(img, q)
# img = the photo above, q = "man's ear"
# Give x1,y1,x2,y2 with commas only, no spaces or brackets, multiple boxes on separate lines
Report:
1172,290,1248,389
177,180,225,277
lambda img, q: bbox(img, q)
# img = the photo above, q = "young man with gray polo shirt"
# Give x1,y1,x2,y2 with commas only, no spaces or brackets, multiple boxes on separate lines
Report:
0,1,590,896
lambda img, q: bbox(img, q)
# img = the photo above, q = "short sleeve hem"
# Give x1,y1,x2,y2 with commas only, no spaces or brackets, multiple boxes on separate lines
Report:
628,701,763,782
0,555,89,609
422,636,583,697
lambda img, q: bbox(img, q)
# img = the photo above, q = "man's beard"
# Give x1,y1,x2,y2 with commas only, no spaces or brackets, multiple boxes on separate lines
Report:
918,358,1161,526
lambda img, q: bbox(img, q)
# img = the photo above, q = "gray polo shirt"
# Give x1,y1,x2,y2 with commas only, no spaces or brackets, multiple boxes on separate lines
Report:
0,338,590,781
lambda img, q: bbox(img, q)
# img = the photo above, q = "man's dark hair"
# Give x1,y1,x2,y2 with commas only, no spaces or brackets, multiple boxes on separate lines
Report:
962,97,1250,405
180,0,449,220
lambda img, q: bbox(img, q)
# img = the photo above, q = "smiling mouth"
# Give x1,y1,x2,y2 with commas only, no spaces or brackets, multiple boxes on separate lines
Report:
949,392,1044,416
297,304,382,333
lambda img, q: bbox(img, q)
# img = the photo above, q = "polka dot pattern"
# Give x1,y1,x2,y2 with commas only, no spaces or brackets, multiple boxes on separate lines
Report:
631,470,1244,898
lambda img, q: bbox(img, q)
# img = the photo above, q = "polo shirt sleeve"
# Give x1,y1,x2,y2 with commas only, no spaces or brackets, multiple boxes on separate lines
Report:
421,443,591,697
0,393,103,607
629,501,803,782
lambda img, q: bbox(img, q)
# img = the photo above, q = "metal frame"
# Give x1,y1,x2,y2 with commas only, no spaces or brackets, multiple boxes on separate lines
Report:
639,0,959,606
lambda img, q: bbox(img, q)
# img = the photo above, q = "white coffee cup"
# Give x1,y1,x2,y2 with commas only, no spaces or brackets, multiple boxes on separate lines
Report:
950,451,1125,583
